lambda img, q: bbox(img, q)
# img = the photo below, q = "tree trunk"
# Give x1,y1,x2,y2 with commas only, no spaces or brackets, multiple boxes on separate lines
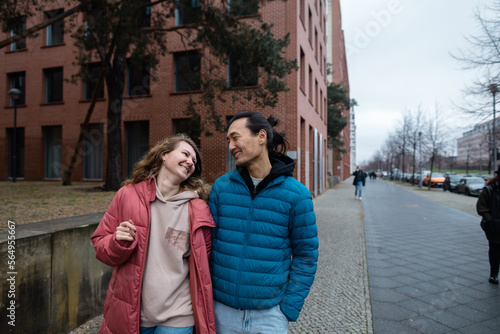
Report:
102,53,126,191
62,70,106,185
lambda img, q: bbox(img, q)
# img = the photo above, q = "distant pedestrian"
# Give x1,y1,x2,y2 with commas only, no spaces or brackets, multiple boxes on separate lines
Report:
476,166,500,285
91,134,216,334
352,166,366,200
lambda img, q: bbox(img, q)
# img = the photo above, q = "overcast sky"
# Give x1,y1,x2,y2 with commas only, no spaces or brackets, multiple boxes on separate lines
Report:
339,0,486,165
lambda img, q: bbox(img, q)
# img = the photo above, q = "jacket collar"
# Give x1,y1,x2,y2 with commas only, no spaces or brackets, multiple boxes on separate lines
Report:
234,153,296,198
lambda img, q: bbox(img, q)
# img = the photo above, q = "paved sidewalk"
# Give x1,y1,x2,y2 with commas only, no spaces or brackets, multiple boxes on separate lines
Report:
363,179,500,334
70,178,373,333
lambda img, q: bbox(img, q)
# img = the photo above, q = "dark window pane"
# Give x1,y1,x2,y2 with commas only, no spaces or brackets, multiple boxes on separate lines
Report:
8,72,26,105
83,124,103,179
84,63,104,100
174,51,201,92
45,9,64,45
43,126,62,179
140,1,151,27
7,127,25,178
229,0,258,16
10,16,26,50
44,67,63,102
176,0,201,25
127,60,150,96
173,118,200,148
228,57,258,88
126,121,149,178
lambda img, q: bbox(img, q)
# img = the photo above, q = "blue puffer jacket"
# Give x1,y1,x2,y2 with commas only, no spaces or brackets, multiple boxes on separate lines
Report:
209,154,318,322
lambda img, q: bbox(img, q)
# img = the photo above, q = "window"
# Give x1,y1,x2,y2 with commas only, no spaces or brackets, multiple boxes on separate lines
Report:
319,1,323,30
319,45,323,73
174,51,201,92
126,121,149,178
320,89,323,119
315,79,318,110
8,72,26,105
173,118,201,148
228,57,258,88
226,116,236,171
175,0,201,26
300,48,305,92
7,127,25,179
308,66,312,103
44,67,63,103
229,0,258,16
10,16,26,51
140,1,151,27
127,60,150,96
299,0,305,24
308,7,312,45
43,126,62,179
83,124,103,179
45,9,64,45
315,28,318,60
83,63,104,100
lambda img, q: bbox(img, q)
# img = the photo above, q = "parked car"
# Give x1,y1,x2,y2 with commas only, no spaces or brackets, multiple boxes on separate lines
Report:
455,177,486,196
443,174,462,192
479,174,494,182
423,172,446,187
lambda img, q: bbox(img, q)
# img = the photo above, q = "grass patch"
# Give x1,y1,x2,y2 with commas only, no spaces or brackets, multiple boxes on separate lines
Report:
0,181,116,227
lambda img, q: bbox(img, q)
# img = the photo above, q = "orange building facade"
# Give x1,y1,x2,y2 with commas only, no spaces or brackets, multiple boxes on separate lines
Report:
1,0,334,195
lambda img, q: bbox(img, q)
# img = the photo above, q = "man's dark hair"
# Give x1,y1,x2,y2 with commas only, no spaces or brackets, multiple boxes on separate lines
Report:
229,111,289,155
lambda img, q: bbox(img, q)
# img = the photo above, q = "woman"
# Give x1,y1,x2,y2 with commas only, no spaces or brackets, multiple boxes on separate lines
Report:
91,134,216,334
476,168,500,285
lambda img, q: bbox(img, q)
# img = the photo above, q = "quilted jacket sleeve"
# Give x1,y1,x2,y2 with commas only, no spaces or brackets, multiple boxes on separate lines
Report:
280,187,319,322
477,187,492,221
91,188,138,267
208,186,219,228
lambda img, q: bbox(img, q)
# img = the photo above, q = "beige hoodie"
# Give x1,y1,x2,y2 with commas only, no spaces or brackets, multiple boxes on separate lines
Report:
140,185,198,328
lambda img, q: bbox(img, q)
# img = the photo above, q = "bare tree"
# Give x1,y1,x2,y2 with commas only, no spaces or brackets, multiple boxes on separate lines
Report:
425,104,448,190
452,2,500,121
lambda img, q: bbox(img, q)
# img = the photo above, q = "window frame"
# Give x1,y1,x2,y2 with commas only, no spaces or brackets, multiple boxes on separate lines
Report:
45,9,65,46
44,67,64,103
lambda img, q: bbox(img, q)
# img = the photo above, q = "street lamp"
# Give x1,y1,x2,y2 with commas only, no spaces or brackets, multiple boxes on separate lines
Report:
8,88,22,182
418,131,423,188
489,83,499,171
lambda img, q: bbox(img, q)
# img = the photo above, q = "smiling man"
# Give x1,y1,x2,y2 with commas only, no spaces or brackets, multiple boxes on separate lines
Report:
208,111,319,334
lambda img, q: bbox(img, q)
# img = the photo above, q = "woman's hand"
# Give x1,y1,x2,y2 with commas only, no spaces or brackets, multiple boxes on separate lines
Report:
115,220,136,243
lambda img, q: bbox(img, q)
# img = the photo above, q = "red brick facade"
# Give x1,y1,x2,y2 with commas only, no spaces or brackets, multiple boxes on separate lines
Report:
1,1,333,195
329,0,351,181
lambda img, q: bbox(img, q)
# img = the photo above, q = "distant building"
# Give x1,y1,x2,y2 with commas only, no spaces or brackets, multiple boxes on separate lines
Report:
1,1,344,195
327,0,351,183
457,119,498,171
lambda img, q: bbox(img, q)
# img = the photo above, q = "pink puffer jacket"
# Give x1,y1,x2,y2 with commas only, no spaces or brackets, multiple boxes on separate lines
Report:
91,179,216,334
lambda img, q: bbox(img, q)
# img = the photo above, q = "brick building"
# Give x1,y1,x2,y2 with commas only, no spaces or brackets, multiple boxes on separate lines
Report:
457,119,498,170
327,0,351,182
1,0,336,195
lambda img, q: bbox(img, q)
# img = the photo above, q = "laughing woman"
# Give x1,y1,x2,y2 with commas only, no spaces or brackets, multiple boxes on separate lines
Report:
91,134,216,334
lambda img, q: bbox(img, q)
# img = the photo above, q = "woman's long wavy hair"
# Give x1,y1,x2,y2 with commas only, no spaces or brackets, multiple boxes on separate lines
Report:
123,134,209,201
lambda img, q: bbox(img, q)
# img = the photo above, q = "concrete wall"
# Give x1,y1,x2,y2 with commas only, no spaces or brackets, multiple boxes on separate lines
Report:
0,213,112,334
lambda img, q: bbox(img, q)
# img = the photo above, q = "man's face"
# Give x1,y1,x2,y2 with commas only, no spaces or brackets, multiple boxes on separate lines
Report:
227,118,266,167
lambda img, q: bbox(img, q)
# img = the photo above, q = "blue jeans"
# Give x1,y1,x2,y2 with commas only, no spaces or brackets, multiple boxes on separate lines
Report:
355,182,363,197
139,326,194,334
214,300,288,334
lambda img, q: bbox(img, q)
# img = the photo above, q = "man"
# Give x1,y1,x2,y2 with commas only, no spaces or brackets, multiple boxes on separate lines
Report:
352,166,365,200
209,111,319,334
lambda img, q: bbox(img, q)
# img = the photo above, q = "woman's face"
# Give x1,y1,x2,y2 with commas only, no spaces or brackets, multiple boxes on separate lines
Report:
162,141,197,184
